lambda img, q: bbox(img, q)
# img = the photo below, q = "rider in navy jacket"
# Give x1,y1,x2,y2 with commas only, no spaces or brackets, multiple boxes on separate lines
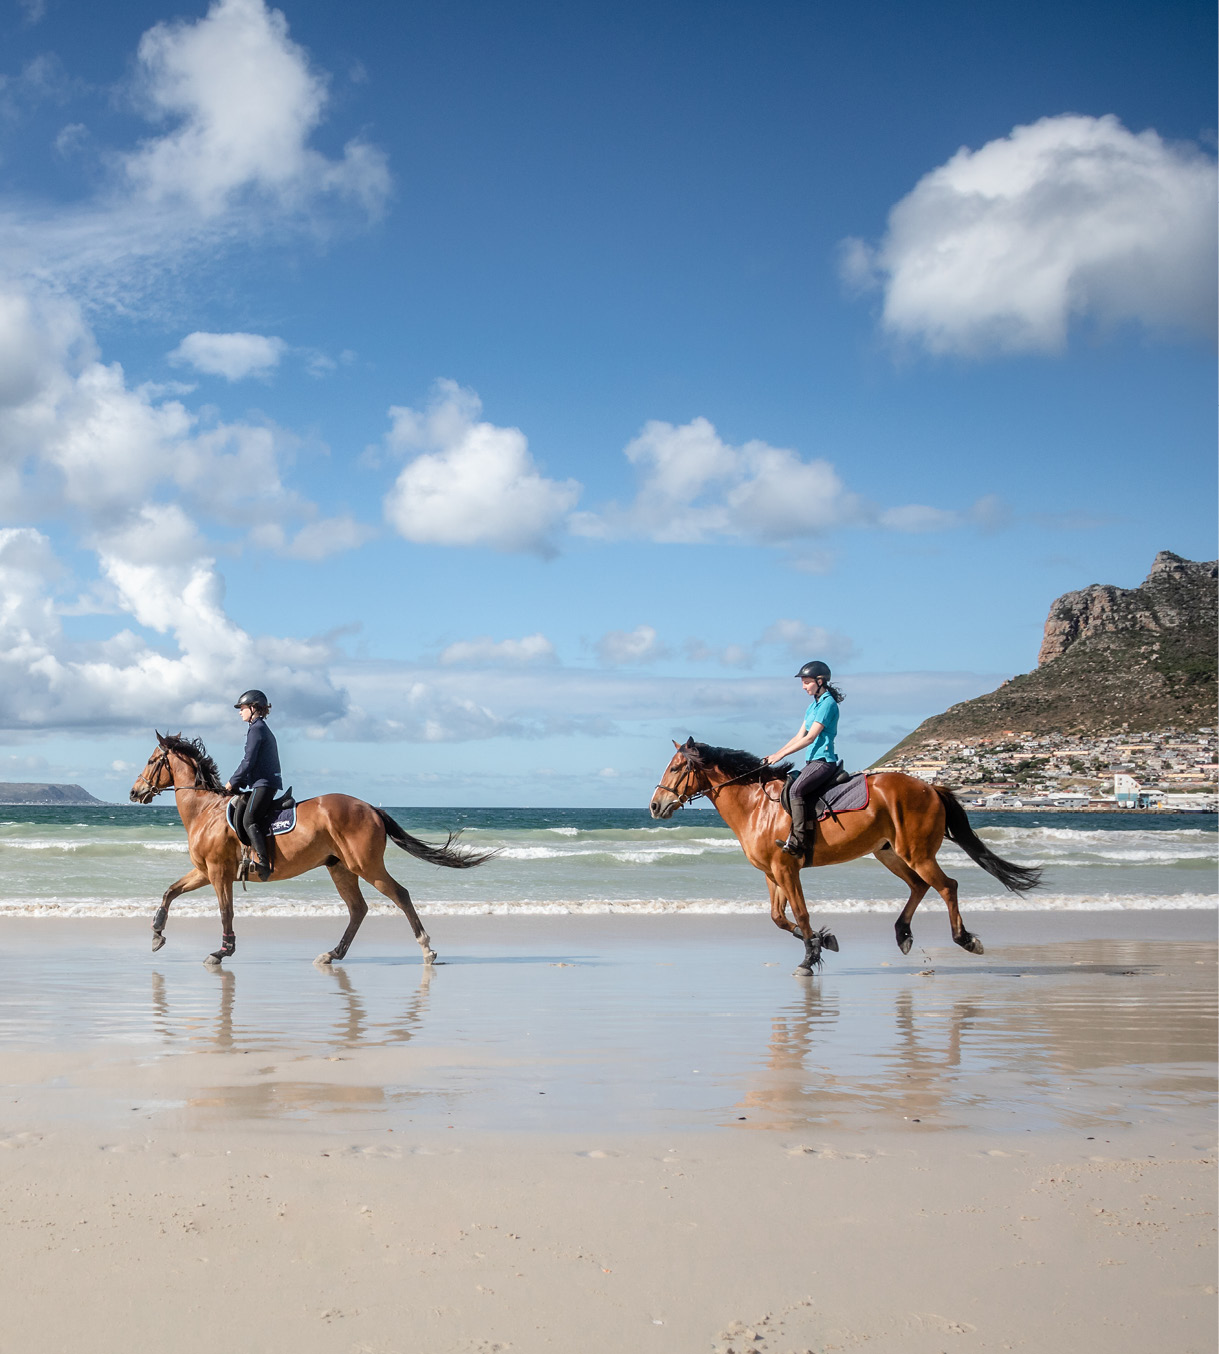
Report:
224,690,282,881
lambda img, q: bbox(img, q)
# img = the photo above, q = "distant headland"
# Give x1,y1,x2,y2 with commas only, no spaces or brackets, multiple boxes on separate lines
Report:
0,783,106,806
873,551,1218,809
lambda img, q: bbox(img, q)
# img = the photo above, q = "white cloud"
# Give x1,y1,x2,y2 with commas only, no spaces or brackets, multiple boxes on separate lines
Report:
383,380,581,555
573,416,971,545
439,633,558,667
124,0,388,219
169,330,286,380
0,282,339,539
572,417,863,543
0,521,344,733
0,0,390,310
759,620,856,665
595,624,668,666
845,114,1217,355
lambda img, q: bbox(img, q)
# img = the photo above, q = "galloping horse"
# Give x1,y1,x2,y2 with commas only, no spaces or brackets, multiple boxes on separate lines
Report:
650,739,1041,973
130,732,492,966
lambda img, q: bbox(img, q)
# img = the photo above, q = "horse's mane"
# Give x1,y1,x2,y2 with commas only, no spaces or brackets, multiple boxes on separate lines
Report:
682,741,791,785
158,732,225,792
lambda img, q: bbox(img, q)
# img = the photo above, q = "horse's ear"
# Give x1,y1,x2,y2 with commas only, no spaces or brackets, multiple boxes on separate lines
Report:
684,736,696,748
672,739,680,749
155,731,166,747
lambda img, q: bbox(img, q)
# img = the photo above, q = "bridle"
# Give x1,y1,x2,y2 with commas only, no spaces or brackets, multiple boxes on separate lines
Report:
133,746,207,798
659,754,780,810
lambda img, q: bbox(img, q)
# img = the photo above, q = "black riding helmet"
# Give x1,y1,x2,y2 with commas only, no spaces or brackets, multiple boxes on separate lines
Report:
794,661,831,680
234,689,270,709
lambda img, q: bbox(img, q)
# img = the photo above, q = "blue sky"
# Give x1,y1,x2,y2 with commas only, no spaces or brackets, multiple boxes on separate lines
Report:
0,0,1214,805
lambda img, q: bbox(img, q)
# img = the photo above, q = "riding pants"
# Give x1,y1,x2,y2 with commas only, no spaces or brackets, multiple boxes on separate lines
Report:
789,759,841,848
241,784,276,867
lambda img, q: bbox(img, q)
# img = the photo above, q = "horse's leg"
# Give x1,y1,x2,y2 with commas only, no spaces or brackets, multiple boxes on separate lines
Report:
360,856,437,965
152,866,208,952
315,861,369,966
874,844,931,955
910,853,983,955
771,853,836,973
204,871,237,966
766,876,799,937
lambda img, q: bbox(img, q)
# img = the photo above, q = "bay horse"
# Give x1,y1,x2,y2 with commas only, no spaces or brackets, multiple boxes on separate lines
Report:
130,732,493,966
649,738,1041,973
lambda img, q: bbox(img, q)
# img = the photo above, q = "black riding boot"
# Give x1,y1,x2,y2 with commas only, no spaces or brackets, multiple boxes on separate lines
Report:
777,791,809,860
247,821,272,880
244,785,274,881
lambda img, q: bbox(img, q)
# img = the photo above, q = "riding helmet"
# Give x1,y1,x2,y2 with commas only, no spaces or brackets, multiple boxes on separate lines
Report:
794,661,831,680
234,689,270,709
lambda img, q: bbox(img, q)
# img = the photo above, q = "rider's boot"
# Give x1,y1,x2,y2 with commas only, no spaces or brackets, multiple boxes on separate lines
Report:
249,822,272,882
777,791,808,860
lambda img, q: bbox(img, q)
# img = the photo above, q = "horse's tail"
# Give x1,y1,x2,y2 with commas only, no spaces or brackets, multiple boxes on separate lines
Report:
377,811,497,869
934,786,1042,893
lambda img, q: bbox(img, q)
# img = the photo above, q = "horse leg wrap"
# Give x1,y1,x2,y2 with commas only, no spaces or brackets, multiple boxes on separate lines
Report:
210,932,236,961
152,905,168,932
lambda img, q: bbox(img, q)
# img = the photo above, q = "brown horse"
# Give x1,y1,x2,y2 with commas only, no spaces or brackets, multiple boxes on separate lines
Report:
649,738,1041,973
130,732,492,966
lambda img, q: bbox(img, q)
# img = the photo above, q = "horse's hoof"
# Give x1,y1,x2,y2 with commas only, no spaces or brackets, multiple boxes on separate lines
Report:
314,952,334,967
956,932,985,955
204,953,222,967
897,936,912,955
152,933,166,953
820,929,839,953
793,965,813,977
423,949,437,965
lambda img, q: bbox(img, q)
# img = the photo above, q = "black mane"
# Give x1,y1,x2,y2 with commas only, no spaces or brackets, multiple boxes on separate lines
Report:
158,732,225,792
681,741,791,784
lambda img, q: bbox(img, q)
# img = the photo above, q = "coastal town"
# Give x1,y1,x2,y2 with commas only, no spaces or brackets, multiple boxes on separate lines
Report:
871,728,1219,811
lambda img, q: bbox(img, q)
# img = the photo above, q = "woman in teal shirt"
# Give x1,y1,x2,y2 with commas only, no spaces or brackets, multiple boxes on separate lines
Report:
764,660,844,859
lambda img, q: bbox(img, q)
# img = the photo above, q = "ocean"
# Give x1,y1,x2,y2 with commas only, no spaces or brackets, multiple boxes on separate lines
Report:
0,803,1214,918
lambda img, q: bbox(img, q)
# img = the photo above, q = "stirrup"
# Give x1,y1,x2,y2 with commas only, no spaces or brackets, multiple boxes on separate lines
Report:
254,859,271,882
776,835,805,859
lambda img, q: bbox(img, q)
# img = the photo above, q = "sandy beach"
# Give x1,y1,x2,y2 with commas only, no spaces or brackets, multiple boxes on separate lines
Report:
0,911,1213,1352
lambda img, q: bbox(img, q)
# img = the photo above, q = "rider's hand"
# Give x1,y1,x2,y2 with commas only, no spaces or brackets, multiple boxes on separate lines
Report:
223,782,233,793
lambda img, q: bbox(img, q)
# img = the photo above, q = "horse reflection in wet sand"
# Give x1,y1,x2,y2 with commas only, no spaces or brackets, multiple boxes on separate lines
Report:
650,739,1042,974
131,733,493,967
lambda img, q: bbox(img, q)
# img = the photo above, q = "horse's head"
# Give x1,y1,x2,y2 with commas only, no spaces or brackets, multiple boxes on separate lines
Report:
649,737,707,819
130,733,175,804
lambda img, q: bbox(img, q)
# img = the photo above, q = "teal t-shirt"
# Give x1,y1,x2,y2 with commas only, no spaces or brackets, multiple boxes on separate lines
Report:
803,693,840,764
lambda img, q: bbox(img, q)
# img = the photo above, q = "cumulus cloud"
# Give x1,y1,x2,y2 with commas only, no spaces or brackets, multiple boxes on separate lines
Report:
594,624,669,667
571,415,979,545
124,0,389,219
571,417,862,544
382,380,581,556
169,330,286,380
0,521,344,733
0,0,390,307
844,114,1217,355
439,633,558,667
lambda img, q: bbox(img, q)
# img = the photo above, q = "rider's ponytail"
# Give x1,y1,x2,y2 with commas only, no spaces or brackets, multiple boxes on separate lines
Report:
826,682,845,703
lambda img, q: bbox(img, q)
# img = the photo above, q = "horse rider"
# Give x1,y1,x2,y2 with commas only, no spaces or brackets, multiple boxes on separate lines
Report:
223,689,282,881
764,660,844,860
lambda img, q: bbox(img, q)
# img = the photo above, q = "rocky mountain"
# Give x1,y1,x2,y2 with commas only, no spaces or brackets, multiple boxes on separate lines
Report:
0,783,105,805
879,552,1218,760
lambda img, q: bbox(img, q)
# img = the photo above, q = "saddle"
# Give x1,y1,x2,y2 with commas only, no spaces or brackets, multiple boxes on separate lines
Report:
781,766,861,820
226,787,296,885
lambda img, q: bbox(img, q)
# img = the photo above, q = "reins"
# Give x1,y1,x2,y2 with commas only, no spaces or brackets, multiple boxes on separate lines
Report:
667,758,784,809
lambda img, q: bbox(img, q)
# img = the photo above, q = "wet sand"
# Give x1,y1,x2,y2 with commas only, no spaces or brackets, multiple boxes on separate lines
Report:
0,911,1213,1352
